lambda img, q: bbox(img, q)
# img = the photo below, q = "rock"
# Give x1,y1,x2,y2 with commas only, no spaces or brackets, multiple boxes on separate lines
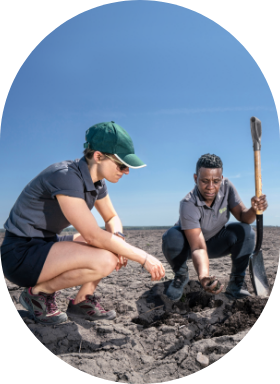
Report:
196,352,209,368
164,271,174,280
179,324,197,340
160,325,175,334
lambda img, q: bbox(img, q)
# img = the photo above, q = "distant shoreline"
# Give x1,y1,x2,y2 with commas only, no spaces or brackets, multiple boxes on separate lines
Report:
0,224,279,234
0,226,172,234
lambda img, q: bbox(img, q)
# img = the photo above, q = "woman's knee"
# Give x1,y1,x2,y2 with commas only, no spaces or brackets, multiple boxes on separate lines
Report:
92,249,118,277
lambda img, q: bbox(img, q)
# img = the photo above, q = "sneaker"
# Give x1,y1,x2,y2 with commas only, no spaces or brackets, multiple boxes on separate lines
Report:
225,276,251,299
165,273,189,302
19,287,67,325
66,294,116,321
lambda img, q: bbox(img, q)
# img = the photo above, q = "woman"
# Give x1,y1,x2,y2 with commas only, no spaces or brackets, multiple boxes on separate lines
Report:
1,121,165,325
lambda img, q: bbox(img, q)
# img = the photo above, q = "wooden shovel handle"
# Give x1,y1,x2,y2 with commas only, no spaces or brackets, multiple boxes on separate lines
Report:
254,151,263,215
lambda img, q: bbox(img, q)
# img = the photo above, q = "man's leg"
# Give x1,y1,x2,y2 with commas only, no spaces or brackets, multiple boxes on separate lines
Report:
206,222,255,298
162,226,191,301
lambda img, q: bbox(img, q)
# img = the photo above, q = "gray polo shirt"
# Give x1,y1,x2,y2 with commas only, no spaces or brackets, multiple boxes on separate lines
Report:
175,178,242,241
4,156,108,238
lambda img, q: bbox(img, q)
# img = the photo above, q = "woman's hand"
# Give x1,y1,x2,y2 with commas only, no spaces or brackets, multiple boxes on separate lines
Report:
115,255,128,272
143,255,165,281
199,276,224,294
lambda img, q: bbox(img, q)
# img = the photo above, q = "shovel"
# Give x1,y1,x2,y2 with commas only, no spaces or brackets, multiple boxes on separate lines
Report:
248,116,270,297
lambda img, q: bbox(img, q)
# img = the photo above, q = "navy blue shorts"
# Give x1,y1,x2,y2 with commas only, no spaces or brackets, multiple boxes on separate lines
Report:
0,231,74,287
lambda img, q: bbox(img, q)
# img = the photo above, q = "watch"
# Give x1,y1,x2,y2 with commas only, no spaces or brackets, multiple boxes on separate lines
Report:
114,231,125,240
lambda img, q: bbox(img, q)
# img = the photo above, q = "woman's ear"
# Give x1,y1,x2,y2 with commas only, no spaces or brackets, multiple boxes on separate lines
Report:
193,173,198,184
93,151,103,163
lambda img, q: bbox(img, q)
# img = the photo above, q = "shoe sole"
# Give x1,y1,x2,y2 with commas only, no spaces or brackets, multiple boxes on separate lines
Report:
19,293,68,325
67,310,116,321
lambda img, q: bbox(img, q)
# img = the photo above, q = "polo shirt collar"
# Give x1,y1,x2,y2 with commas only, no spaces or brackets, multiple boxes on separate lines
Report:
194,186,206,207
78,156,103,192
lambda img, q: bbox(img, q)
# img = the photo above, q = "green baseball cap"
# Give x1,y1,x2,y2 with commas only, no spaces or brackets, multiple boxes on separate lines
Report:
84,121,146,169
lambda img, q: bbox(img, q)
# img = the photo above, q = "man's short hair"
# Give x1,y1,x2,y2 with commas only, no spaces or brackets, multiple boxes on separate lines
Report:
196,153,223,175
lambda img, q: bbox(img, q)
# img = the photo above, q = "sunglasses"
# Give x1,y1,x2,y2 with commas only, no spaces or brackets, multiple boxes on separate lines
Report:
104,154,129,171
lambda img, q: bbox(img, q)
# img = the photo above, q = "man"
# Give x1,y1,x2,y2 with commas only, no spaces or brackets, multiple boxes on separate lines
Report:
162,153,268,301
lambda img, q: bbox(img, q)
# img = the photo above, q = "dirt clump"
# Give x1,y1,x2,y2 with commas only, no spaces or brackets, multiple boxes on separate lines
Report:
212,296,268,337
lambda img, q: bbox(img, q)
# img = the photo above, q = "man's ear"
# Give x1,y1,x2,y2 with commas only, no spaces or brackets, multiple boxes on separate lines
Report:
194,174,198,184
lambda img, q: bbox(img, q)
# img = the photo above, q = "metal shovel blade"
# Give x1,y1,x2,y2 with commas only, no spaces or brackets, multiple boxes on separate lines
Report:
249,249,269,297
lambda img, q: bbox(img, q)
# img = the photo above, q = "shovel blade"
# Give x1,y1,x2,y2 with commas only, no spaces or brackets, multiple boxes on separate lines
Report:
249,250,269,297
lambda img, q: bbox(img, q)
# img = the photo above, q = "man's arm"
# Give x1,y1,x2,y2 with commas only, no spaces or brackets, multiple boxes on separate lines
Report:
184,228,208,279
230,195,268,224
184,228,223,294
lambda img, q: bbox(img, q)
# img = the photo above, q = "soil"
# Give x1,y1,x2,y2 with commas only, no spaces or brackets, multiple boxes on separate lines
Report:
0,227,279,383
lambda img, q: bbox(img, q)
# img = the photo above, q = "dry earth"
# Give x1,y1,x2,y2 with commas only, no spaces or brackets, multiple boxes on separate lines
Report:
1,228,279,383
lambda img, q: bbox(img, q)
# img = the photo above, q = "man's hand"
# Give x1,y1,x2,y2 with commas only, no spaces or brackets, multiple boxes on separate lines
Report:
251,194,268,213
199,276,224,294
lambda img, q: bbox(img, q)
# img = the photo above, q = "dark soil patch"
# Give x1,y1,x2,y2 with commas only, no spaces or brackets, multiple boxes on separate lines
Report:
212,296,268,337
132,294,268,341
132,312,190,328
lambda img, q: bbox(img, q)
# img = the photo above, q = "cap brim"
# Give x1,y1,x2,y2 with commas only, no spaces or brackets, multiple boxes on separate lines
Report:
115,153,146,169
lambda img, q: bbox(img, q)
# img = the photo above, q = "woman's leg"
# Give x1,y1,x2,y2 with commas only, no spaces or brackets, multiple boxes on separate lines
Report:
33,241,118,302
72,232,101,302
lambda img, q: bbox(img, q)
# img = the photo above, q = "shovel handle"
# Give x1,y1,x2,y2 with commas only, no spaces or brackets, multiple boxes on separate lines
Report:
251,117,263,215
254,151,263,215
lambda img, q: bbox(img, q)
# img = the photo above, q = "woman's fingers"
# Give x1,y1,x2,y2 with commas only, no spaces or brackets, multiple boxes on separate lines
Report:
143,254,165,281
151,262,165,281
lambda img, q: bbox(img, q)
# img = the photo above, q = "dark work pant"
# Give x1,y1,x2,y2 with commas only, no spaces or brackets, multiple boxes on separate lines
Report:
162,222,255,277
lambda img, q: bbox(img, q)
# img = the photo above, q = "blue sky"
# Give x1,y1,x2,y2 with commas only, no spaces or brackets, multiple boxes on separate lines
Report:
0,1,279,227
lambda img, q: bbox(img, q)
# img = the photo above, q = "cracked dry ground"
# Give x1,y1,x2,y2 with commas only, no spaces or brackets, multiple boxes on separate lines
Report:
1,228,280,383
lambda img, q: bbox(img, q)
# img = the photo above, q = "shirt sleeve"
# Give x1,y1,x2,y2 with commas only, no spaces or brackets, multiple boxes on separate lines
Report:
43,168,85,199
179,200,201,230
96,180,108,200
227,179,242,209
